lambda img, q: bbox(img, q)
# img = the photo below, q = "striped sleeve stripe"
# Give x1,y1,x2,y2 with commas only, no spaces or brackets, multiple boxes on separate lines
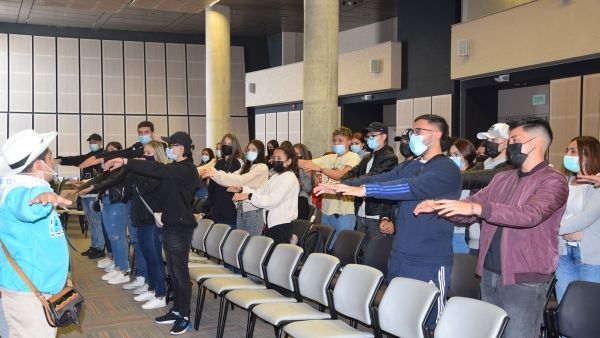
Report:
365,183,411,196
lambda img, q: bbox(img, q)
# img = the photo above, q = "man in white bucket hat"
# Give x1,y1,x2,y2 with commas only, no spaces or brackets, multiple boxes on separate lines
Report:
0,129,72,337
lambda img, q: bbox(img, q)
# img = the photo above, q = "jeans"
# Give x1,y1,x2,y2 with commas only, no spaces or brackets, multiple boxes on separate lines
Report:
452,232,469,254
138,225,167,297
481,269,549,338
555,245,600,302
101,196,130,271
81,196,104,249
355,216,383,244
321,213,356,248
163,226,194,318
129,224,148,279
387,260,451,329
236,207,263,236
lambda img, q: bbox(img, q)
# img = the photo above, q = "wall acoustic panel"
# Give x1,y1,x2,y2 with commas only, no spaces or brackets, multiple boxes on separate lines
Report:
186,44,205,116
168,116,189,136
413,97,432,117
166,43,187,115
396,99,414,135
288,110,301,145
125,115,146,147
57,114,80,178
0,34,8,112
0,113,7,143
103,115,125,146
189,116,206,160
276,111,288,143
150,115,168,141
80,39,102,114
231,116,249,148
57,38,79,114
102,40,124,115
34,114,57,154
431,94,452,135
254,113,265,147
80,115,103,152
124,41,145,115
582,73,600,139
549,76,581,168
9,34,32,112
231,46,246,117
145,42,167,115
8,113,32,136
265,113,277,145
33,36,56,113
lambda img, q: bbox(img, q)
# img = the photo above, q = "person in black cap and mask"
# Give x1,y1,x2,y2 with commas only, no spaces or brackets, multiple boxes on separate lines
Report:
105,131,200,335
394,129,415,162
340,122,398,243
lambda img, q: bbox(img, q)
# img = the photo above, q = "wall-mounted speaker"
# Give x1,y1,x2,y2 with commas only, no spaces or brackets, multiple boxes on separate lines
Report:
369,59,381,73
457,39,469,56
248,82,256,93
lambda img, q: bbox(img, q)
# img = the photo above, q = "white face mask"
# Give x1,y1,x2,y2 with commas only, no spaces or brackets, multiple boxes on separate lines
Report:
30,160,58,181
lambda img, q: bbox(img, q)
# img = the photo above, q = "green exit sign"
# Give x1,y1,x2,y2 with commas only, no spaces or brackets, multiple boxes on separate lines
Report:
532,94,546,105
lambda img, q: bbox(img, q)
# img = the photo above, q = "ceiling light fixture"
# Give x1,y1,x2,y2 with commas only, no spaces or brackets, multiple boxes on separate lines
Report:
342,0,363,6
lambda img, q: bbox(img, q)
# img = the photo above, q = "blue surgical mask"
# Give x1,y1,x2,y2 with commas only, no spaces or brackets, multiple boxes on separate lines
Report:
332,144,346,155
366,138,380,150
350,144,362,153
166,148,178,161
563,155,580,173
201,155,210,163
409,134,429,156
138,134,151,145
450,156,464,169
245,151,258,162
89,143,99,152
216,150,222,159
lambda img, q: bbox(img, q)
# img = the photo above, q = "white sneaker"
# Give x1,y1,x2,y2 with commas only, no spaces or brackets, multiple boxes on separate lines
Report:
141,296,166,310
122,276,145,290
134,290,155,302
101,270,119,281
97,257,113,269
103,263,115,273
132,283,149,295
107,271,130,285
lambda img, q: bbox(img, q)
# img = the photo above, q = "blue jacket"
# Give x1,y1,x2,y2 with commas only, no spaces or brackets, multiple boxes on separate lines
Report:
0,175,69,295
345,155,462,266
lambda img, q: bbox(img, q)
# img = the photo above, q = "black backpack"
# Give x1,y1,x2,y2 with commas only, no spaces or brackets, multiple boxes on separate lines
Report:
302,230,324,261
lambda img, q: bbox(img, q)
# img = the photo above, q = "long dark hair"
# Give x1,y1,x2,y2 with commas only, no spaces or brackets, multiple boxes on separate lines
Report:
241,140,266,174
275,145,299,180
202,148,215,162
293,143,312,160
106,141,123,151
220,133,243,169
452,138,476,170
572,136,600,176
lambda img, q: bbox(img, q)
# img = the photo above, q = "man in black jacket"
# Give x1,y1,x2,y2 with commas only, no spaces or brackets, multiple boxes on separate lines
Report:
341,122,398,242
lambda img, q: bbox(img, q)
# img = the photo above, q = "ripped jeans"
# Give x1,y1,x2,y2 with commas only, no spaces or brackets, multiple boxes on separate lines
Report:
101,195,130,271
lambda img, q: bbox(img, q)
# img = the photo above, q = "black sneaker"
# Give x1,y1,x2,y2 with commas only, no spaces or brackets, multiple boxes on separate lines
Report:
155,310,180,325
169,317,191,335
81,247,93,256
87,248,106,259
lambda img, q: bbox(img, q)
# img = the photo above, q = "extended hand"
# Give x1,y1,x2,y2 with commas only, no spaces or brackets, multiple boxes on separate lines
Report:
202,167,217,178
105,158,125,171
413,200,436,215
329,184,366,197
431,200,481,217
29,192,73,208
79,156,102,169
226,186,242,193
576,174,600,188
232,193,249,202
77,186,94,197
313,183,338,196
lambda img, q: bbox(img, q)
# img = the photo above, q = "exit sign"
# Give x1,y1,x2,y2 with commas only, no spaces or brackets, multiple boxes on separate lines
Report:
532,94,546,105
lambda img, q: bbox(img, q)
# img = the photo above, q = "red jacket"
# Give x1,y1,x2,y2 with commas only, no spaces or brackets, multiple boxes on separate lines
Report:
454,161,568,285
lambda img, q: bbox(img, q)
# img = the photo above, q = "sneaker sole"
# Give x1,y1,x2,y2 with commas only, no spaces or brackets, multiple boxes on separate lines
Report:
142,303,166,310
169,326,191,335
122,284,143,290
155,319,177,325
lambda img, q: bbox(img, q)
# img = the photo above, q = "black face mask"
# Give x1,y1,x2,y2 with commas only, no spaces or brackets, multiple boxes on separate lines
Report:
267,148,274,157
221,144,233,157
272,160,286,173
476,155,489,163
399,143,413,159
143,155,155,162
485,141,502,159
507,141,533,169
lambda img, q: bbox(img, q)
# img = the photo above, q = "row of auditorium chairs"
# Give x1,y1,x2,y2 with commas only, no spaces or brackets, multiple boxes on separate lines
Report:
185,220,509,338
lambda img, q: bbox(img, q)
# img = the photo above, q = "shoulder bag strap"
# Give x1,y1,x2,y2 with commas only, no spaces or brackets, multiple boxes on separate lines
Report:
135,186,155,215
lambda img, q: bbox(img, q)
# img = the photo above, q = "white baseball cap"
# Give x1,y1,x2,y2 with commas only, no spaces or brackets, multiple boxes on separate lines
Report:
0,129,57,176
477,123,509,140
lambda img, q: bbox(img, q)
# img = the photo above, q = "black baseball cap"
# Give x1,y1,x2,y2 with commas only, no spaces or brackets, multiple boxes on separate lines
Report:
364,122,387,134
161,131,193,151
87,133,102,141
393,128,413,141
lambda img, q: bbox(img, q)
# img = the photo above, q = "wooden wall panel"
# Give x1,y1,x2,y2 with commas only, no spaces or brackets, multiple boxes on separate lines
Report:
549,76,581,168
432,94,453,135
582,74,600,139
413,97,432,117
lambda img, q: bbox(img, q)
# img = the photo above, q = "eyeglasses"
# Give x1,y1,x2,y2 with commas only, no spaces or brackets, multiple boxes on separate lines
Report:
405,128,437,137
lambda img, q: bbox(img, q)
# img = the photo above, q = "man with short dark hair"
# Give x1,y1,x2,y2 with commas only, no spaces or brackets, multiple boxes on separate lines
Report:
319,114,462,328
415,117,569,338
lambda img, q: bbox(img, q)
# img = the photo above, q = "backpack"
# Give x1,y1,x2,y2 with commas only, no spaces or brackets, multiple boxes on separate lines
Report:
302,230,324,261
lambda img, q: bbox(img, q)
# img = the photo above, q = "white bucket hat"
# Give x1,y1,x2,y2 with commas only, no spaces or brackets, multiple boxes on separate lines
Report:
0,129,57,176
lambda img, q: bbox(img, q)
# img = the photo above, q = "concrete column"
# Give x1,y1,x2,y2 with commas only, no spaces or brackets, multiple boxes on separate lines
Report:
302,0,339,156
205,4,231,148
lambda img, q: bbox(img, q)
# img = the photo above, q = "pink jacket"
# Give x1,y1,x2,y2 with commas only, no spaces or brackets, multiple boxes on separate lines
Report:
454,162,568,285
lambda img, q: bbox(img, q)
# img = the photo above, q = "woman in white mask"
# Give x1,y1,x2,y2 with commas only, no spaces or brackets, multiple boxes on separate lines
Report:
195,148,216,202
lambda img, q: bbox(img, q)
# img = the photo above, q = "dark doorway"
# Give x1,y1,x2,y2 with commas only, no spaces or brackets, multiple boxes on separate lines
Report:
342,100,395,133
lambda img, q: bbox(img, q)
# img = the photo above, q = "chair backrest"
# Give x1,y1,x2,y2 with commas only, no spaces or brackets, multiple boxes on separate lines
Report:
329,230,366,266
378,277,440,338
310,224,336,253
221,229,250,268
558,281,600,338
307,205,316,223
361,235,393,275
448,253,480,299
297,253,340,305
265,244,304,291
241,236,274,279
291,219,311,247
435,297,509,338
204,223,231,261
191,219,214,252
332,264,383,325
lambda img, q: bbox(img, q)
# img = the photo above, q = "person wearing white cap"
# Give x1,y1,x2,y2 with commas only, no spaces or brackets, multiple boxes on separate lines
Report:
475,123,510,170
0,129,72,337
